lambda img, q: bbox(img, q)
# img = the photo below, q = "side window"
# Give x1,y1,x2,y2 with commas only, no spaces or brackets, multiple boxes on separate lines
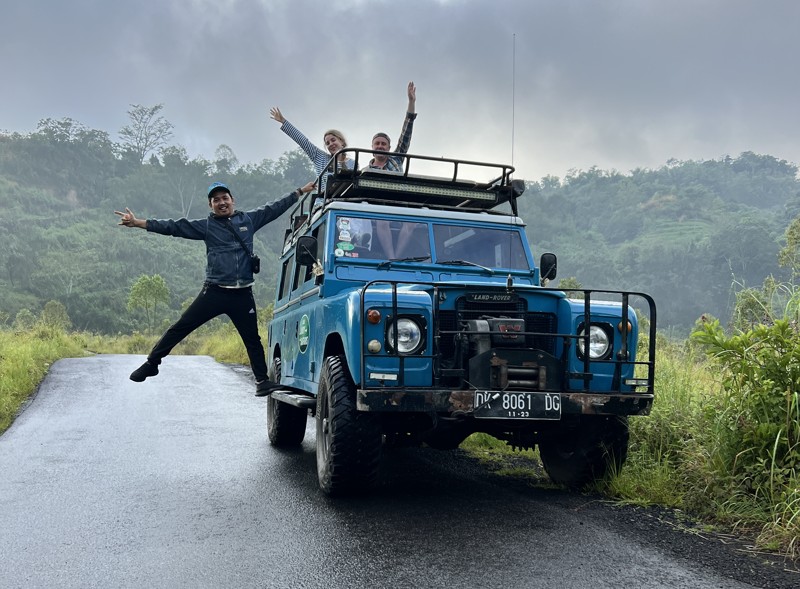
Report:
293,223,326,291
279,254,295,300
312,222,326,278
292,256,305,291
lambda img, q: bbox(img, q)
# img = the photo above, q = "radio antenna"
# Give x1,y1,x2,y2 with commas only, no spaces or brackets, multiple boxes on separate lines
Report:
511,33,516,168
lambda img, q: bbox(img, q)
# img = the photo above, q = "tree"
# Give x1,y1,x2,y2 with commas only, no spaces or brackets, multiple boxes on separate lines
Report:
119,104,174,164
778,216,800,281
24,118,117,196
5,251,27,287
214,144,239,176
35,117,93,143
557,276,584,300
127,274,170,333
277,149,316,187
41,300,71,330
13,309,36,331
161,145,210,218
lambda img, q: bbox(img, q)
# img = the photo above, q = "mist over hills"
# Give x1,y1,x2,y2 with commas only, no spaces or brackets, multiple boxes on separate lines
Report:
1,118,796,335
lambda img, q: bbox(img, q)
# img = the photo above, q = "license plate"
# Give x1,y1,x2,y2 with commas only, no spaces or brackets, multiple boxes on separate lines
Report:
474,391,561,420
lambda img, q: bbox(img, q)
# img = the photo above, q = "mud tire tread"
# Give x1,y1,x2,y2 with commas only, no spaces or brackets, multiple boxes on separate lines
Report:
316,355,382,495
267,358,307,447
539,416,629,488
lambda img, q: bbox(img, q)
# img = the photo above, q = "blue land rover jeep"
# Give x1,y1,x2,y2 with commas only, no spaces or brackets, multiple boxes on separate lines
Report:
266,150,656,496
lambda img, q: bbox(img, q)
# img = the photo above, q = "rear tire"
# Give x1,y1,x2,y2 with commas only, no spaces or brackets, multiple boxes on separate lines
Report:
316,355,382,495
267,357,307,447
539,416,629,488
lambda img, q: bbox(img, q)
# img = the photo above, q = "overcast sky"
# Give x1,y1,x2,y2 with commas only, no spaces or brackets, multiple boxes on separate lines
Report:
2,0,798,181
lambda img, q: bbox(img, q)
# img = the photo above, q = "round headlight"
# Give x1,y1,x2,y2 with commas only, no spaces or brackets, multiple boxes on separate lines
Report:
387,318,423,354
578,325,610,359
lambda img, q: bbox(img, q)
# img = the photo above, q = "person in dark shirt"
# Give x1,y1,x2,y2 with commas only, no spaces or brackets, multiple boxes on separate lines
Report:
115,180,314,396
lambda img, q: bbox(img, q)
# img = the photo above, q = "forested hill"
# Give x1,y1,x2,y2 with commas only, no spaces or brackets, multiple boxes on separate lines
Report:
1,116,797,334
520,154,798,333
0,117,316,334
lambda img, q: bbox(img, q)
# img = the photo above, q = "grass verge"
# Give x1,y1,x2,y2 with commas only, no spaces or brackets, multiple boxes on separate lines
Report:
0,325,89,433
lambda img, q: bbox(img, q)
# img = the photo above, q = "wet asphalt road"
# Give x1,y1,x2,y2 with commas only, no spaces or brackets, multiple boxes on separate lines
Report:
0,355,791,588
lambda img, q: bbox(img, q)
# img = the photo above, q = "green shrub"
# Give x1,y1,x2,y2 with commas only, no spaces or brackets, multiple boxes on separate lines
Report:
13,308,36,331
41,300,71,330
691,317,800,553
693,319,800,498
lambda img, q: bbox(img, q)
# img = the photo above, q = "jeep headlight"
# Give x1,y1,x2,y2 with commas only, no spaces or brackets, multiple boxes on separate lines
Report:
387,318,423,354
577,324,611,360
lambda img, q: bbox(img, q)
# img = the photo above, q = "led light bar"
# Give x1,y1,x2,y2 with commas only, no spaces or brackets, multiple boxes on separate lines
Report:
358,178,496,201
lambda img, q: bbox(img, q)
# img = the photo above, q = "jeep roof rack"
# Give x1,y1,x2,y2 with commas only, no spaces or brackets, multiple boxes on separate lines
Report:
300,148,524,216
284,149,526,242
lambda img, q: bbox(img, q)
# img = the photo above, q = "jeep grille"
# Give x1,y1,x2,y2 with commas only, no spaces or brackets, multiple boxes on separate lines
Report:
437,296,557,358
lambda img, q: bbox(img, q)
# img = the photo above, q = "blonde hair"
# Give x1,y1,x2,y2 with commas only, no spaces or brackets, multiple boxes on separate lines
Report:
323,129,347,147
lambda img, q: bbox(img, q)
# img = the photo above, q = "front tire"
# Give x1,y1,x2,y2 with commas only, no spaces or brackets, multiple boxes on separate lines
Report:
539,416,629,488
316,355,382,495
267,357,307,447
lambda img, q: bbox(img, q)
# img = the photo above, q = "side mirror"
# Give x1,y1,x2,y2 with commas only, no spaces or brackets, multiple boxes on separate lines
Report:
539,252,557,284
296,235,318,267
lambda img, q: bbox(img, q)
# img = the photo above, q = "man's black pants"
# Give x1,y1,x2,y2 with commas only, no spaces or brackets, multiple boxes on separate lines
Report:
147,283,268,382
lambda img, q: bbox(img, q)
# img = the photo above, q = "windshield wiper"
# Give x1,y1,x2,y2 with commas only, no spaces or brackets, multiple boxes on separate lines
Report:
437,259,494,274
377,255,431,270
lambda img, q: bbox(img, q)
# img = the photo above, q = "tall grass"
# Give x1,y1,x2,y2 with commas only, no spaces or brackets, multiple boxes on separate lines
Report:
0,324,88,432
196,320,251,365
606,339,718,508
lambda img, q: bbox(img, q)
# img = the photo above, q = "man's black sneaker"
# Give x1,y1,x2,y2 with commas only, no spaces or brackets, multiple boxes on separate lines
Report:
130,360,159,382
255,380,282,397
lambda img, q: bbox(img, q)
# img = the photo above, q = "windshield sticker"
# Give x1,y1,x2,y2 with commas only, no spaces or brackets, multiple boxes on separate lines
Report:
336,218,353,238
336,217,372,256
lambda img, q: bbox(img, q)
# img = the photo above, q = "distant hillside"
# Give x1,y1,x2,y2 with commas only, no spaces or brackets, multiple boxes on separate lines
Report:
1,119,797,334
520,152,797,332
0,121,314,333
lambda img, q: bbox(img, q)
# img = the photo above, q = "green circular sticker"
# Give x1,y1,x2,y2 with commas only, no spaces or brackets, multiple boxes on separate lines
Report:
298,315,310,354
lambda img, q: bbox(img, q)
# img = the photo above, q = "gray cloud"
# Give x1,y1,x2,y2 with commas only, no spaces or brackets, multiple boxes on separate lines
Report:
2,0,798,180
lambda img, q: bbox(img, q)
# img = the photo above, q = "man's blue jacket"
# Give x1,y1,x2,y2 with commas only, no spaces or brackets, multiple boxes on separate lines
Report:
146,191,298,287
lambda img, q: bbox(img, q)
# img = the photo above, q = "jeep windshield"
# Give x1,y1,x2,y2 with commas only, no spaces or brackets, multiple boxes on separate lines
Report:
333,215,529,271
432,224,528,270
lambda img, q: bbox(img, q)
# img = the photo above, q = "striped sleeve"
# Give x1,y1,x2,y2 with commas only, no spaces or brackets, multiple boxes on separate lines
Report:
280,120,329,175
